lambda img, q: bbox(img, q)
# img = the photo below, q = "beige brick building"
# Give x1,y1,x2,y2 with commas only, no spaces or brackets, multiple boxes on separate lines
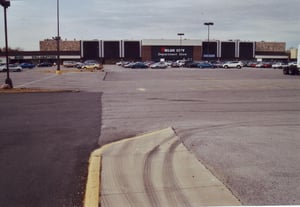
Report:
40,39,80,51
255,41,286,52
289,48,298,59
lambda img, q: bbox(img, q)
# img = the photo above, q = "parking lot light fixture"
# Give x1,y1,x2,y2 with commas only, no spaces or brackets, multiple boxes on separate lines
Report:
177,33,184,47
56,0,61,74
204,22,214,60
1,0,13,88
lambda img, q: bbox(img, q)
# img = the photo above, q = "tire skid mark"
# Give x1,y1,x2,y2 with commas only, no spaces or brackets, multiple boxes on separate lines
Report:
143,145,161,207
112,142,140,206
163,139,192,207
143,135,175,206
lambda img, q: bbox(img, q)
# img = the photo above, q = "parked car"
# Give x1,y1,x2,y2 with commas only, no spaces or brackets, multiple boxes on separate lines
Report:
272,62,288,69
246,61,259,67
150,62,168,69
63,61,77,68
76,62,85,69
144,61,155,67
196,62,215,69
183,61,199,68
37,62,53,67
288,61,297,66
130,62,148,69
171,62,181,68
123,62,135,68
116,61,130,66
0,63,23,72
20,62,35,69
256,62,272,68
210,61,224,68
81,63,103,70
222,61,243,69
83,60,99,64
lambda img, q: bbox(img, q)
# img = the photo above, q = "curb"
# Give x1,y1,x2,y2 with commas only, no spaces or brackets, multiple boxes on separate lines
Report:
0,88,79,94
83,127,172,207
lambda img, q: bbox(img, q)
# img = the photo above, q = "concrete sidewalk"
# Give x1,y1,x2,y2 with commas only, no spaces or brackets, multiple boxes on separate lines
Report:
84,127,241,207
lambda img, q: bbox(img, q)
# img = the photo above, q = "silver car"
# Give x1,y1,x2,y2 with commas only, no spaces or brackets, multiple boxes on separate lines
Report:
150,62,168,69
222,61,243,69
0,63,23,72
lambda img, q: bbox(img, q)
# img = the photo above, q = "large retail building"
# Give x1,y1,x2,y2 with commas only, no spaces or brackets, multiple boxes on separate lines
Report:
0,39,292,64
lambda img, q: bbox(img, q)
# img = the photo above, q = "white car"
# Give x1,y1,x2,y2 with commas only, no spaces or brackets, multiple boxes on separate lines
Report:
288,62,297,66
150,62,168,69
0,63,23,72
272,62,288,69
222,61,243,69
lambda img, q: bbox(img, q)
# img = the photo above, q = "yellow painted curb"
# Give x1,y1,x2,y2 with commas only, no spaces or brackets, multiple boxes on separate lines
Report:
83,127,173,207
56,70,62,75
0,88,79,94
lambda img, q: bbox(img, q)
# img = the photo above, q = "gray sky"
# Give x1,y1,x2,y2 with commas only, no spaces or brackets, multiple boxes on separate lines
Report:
0,0,299,50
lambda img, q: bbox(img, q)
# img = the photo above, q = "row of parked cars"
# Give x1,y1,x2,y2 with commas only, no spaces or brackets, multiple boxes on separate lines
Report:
116,60,297,70
63,60,103,70
116,60,245,69
244,61,296,69
0,62,54,72
0,60,104,72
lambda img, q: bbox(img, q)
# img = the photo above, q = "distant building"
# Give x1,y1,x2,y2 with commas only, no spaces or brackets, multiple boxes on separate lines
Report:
255,41,288,60
289,48,298,60
40,39,80,51
0,38,292,63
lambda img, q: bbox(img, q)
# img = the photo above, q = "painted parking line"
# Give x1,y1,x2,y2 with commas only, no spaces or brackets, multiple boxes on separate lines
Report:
16,74,57,88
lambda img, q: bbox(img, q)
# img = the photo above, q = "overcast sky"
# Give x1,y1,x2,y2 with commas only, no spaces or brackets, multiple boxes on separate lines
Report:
0,0,299,50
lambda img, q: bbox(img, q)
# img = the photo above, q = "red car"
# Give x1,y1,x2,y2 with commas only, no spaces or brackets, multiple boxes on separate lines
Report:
256,62,272,68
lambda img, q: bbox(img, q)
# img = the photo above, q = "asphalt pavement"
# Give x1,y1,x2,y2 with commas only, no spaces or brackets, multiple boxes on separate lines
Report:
0,92,102,207
0,66,299,206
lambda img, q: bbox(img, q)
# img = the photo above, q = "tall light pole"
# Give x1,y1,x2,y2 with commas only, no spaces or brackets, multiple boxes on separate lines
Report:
177,33,184,47
1,0,13,88
204,22,214,60
56,0,61,74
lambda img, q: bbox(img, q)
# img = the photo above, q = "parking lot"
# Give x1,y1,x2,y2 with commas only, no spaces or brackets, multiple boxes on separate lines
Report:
0,65,300,206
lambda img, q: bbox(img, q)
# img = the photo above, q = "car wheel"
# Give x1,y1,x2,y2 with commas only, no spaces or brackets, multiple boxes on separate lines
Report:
237,65,241,69
224,65,228,69
283,68,289,75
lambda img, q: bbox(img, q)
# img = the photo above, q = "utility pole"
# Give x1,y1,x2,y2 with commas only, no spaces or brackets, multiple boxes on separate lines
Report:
1,0,13,88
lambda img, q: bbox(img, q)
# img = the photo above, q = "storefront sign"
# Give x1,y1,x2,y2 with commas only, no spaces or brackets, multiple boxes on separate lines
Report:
152,46,193,60
203,54,216,58
32,55,56,59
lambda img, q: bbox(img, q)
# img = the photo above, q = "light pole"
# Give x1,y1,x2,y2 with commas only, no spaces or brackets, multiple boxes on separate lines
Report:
1,0,13,88
56,0,61,74
204,22,214,60
177,33,184,47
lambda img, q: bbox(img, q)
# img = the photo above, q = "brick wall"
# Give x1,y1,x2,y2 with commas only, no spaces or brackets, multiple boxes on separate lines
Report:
255,42,286,52
40,40,80,51
193,46,202,60
141,46,151,61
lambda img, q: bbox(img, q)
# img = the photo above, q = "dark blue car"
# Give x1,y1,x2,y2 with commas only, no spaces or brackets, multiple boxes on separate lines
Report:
131,62,148,69
20,62,35,69
196,62,215,69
